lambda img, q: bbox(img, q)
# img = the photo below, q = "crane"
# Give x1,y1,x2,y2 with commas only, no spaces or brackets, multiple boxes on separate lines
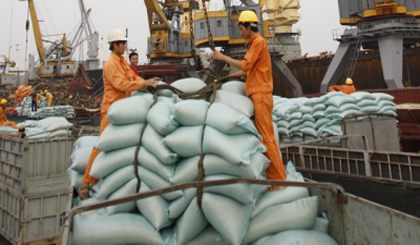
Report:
320,0,420,93
23,0,99,79
1,55,16,72
0,55,22,86
339,0,420,25
145,0,199,61
188,0,303,96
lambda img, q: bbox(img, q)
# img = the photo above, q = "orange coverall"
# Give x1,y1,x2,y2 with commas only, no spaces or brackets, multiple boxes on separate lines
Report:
0,107,18,128
329,85,356,95
83,53,146,184
241,33,286,181
35,93,42,107
45,92,53,107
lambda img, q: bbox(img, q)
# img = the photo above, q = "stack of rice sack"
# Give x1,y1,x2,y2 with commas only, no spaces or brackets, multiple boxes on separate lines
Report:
35,117,73,137
272,91,396,143
272,96,317,143
16,95,76,119
350,92,396,116
0,117,73,138
16,96,33,116
28,105,75,119
69,78,338,245
38,97,48,108
68,136,99,192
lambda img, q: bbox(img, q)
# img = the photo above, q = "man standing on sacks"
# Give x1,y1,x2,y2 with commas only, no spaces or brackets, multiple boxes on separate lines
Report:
212,11,286,188
78,29,159,199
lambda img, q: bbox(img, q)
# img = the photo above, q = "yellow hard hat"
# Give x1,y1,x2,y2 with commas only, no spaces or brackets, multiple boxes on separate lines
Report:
236,11,259,26
0,99,7,105
345,78,353,85
45,90,48,93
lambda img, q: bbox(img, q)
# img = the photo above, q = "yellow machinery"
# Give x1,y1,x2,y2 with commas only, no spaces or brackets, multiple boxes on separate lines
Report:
1,55,16,69
265,0,300,34
0,55,21,86
339,0,420,25
145,0,199,60
145,0,298,60
23,0,99,78
27,0,75,78
363,0,407,17
192,0,274,48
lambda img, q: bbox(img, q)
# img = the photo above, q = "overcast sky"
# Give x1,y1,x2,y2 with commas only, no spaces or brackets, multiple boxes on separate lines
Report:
0,0,342,70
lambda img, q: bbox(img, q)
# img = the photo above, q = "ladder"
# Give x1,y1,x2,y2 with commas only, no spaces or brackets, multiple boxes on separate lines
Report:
345,35,362,81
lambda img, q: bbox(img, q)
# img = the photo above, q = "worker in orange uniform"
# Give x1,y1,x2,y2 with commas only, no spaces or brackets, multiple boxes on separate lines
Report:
329,78,356,95
212,10,286,188
78,29,159,199
129,52,139,76
0,99,18,129
45,90,53,107
35,91,42,109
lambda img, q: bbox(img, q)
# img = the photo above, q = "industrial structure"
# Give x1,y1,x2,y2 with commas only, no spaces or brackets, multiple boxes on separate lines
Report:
20,0,100,79
0,55,21,86
141,0,304,96
320,0,420,92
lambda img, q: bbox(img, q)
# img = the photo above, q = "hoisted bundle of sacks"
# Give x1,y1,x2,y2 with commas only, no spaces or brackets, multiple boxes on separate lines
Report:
272,91,396,143
69,78,338,245
13,84,33,103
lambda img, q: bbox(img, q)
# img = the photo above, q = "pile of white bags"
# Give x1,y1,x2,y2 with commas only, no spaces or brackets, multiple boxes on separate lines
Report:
272,91,396,143
28,105,76,119
68,136,99,191
17,117,74,138
0,117,72,138
16,96,33,116
38,97,48,108
69,78,338,245
16,96,75,118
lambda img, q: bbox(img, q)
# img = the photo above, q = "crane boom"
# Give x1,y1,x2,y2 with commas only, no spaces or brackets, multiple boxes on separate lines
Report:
28,0,45,62
144,0,171,31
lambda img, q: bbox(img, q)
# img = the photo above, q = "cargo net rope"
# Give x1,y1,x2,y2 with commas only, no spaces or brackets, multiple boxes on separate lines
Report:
134,75,229,207
69,76,338,245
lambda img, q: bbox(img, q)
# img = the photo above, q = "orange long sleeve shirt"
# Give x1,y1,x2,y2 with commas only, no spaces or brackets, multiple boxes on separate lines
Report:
35,93,42,106
240,33,273,96
102,53,146,111
329,85,356,95
0,107,7,122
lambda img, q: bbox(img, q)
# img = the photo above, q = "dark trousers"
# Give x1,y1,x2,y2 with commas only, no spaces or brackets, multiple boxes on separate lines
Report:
31,100,37,111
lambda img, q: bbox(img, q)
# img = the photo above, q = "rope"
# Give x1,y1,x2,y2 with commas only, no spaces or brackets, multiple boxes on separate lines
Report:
133,92,159,192
132,76,232,196
196,79,221,209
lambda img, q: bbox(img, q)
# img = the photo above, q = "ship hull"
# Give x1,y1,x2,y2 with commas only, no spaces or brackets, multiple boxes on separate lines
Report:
276,46,420,97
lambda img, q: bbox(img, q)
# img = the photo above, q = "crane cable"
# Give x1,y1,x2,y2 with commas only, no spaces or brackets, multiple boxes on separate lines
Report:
24,5,30,74
202,0,215,51
188,0,215,69
188,0,198,67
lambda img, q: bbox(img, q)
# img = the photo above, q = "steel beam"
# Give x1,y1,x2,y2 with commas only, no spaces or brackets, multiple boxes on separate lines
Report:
271,57,303,97
378,36,404,89
320,42,353,93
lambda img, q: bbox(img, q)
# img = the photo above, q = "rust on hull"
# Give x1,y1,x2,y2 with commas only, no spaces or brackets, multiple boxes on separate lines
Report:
276,46,420,97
